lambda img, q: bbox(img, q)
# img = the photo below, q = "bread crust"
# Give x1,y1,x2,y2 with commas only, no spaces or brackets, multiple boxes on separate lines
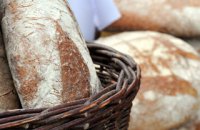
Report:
1,0,101,108
107,0,200,37
0,29,20,112
96,31,200,130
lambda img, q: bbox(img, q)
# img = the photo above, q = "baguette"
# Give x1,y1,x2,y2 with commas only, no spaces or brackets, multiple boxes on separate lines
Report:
1,0,101,108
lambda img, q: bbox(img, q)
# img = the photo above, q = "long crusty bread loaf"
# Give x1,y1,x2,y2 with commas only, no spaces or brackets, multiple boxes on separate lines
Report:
0,29,20,112
1,0,101,108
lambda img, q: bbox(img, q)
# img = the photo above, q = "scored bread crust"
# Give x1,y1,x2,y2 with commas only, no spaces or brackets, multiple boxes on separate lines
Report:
1,0,101,108
96,31,200,130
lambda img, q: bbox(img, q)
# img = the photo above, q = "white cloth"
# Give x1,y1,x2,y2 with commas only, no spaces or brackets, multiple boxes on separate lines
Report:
68,0,121,40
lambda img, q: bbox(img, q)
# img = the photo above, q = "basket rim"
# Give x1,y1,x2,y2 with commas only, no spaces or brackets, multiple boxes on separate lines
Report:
0,42,141,130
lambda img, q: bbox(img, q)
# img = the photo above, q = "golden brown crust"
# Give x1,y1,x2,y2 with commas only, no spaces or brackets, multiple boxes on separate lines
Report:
10,54,41,103
56,22,90,102
141,76,197,97
108,12,164,32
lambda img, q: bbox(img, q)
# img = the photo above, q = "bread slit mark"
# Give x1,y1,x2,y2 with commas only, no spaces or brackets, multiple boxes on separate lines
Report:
55,22,90,103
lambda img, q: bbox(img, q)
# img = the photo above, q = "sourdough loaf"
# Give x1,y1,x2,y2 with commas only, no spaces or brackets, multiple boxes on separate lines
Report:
107,0,200,37
96,31,200,130
0,30,20,112
1,0,101,108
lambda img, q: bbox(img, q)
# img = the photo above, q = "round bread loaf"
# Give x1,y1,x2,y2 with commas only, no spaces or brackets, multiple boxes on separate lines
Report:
107,0,200,37
1,0,101,109
0,30,20,112
96,31,200,130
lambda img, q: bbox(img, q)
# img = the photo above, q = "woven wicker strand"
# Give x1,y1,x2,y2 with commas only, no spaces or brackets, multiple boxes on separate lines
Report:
0,43,141,130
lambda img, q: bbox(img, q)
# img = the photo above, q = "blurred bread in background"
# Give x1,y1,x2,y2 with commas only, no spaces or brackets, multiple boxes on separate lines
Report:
96,31,200,130
107,0,200,37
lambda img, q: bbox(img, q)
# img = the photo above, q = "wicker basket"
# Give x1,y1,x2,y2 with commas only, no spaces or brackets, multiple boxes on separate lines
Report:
0,43,141,130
